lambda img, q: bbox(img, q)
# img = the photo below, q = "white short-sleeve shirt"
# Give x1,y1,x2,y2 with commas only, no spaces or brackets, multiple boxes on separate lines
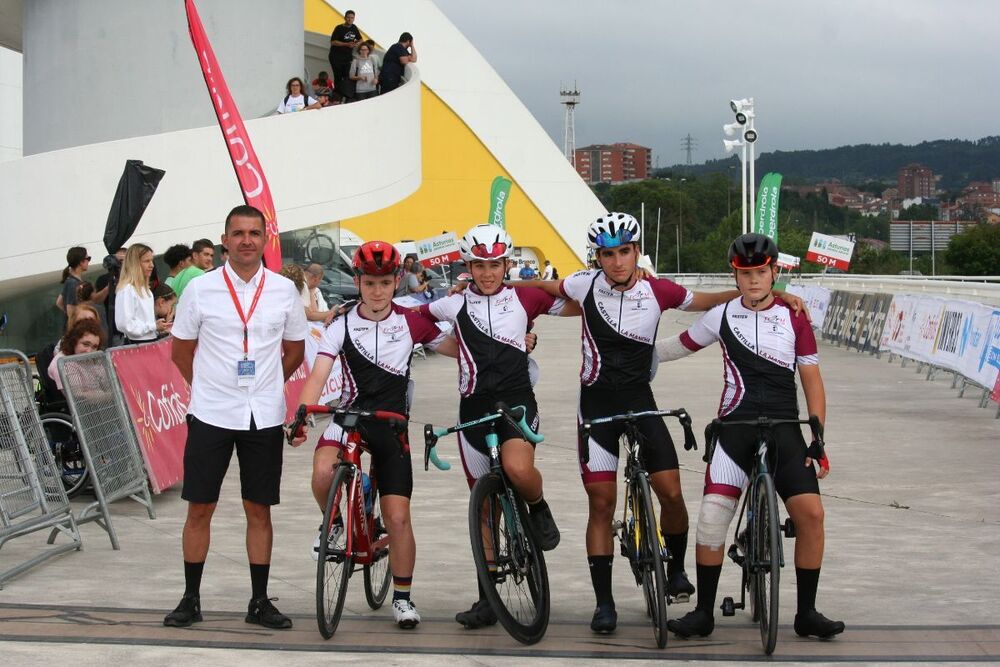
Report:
171,262,309,430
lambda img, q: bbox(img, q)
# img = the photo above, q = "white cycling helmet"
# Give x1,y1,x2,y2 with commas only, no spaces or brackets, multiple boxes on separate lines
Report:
587,212,641,249
459,224,513,262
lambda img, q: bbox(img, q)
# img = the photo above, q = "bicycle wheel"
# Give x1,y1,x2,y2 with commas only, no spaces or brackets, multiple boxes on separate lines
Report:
469,473,550,645
635,472,669,648
40,413,88,498
317,465,354,639
363,483,391,609
753,473,781,655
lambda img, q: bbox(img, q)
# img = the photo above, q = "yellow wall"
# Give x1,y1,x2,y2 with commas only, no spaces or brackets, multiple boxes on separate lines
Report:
304,1,583,272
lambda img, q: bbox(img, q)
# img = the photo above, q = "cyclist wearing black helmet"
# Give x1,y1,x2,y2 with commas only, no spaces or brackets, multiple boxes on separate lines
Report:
655,233,844,641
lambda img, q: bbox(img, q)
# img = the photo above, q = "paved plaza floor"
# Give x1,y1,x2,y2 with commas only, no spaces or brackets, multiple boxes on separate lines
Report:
1,312,997,663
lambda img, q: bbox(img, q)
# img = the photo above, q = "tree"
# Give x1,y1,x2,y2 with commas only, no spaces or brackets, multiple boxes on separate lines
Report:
897,203,939,221
944,224,1000,275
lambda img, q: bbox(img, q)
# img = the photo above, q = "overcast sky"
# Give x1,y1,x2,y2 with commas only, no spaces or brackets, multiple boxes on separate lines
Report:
433,0,999,167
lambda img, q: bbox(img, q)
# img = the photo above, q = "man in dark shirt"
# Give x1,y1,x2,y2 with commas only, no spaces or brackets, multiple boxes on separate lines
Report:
328,10,363,99
380,32,417,94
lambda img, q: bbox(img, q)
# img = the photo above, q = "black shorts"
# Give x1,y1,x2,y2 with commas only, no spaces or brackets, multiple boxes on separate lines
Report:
318,420,413,499
577,384,678,484
709,422,820,501
457,392,540,484
182,415,284,506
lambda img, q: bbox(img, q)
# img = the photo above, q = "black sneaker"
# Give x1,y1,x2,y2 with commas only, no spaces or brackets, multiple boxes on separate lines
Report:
528,504,561,551
245,596,292,630
590,603,617,633
163,595,202,627
794,609,845,639
455,598,498,629
668,608,715,638
667,570,696,601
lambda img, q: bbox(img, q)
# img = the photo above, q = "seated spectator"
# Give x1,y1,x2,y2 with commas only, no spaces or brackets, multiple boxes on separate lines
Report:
48,318,106,391
313,87,340,108
380,32,417,95
163,244,192,287
277,77,320,113
303,263,330,322
350,43,380,101
404,260,428,296
153,283,177,338
311,70,335,92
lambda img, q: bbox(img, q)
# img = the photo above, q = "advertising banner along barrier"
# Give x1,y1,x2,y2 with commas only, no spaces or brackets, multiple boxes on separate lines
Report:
415,232,462,267
754,172,782,242
108,339,189,494
806,232,855,271
304,323,344,406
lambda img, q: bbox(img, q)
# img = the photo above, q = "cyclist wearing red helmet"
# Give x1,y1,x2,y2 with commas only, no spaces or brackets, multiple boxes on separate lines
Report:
656,233,844,641
293,241,449,629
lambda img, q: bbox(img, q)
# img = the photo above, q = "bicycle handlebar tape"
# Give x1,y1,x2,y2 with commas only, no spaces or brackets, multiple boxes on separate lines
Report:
427,445,451,471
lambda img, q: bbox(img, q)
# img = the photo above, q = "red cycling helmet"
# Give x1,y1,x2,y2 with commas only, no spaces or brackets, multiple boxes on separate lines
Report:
352,241,402,276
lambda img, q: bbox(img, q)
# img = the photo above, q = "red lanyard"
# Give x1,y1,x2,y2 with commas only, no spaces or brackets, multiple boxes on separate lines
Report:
222,267,266,358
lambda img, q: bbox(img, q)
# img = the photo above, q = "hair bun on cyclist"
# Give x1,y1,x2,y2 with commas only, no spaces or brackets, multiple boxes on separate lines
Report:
352,241,402,276
728,233,778,269
459,224,513,262
588,212,640,249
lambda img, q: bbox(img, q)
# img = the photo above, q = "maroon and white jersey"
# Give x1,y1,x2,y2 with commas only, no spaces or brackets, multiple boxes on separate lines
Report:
420,285,565,397
317,304,447,415
560,270,693,388
679,296,818,419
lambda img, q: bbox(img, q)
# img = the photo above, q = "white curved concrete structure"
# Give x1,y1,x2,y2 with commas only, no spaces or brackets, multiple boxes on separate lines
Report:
0,71,422,298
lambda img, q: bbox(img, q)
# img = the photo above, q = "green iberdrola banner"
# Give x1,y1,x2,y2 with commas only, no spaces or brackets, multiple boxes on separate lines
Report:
489,176,513,228
754,172,782,243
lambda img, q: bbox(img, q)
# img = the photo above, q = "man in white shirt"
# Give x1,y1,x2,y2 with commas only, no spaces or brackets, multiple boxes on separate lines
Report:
303,263,330,322
164,205,307,631
541,260,555,280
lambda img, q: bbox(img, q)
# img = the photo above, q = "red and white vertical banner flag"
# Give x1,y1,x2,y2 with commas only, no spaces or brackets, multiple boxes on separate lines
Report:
185,0,282,269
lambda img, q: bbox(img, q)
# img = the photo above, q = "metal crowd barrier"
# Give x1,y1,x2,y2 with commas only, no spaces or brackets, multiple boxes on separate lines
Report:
0,350,81,587
58,351,155,550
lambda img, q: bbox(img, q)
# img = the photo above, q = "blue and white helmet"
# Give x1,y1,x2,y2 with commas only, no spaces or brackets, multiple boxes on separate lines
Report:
587,212,641,249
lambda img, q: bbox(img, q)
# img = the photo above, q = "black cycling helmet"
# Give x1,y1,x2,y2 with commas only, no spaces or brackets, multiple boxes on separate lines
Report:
728,233,778,269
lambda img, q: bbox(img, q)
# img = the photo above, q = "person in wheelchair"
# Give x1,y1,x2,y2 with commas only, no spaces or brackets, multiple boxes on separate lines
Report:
38,318,106,401
655,233,844,640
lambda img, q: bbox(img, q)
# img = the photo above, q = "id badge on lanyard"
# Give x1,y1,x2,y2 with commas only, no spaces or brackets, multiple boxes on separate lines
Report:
223,268,266,387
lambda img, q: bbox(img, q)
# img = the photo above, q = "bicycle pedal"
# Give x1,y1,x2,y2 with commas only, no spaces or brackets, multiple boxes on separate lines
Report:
668,593,691,604
783,517,796,538
721,596,736,617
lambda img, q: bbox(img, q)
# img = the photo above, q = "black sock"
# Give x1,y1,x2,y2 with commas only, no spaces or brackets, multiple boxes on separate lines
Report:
665,531,688,575
249,563,270,600
183,561,204,598
796,567,820,614
695,563,722,614
528,497,548,515
588,555,614,607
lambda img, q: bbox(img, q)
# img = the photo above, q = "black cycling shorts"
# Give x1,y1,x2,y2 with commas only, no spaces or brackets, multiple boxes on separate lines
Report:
457,392,540,485
182,414,284,506
318,420,413,499
577,384,678,485
711,422,820,501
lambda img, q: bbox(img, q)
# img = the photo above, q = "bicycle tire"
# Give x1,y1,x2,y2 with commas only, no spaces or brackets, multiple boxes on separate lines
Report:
469,473,550,645
363,483,391,609
754,473,781,655
40,413,88,498
635,472,669,648
317,465,354,639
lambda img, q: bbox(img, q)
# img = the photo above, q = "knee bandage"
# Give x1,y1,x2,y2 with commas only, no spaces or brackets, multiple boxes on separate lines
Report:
696,494,738,549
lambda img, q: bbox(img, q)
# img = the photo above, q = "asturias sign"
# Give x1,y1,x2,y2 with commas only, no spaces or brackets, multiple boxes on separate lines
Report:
805,232,855,271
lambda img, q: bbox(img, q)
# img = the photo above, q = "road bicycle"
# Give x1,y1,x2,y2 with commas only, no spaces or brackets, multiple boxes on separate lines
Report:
708,415,824,655
288,404,406,639
423,402,549,645
578,408,697,648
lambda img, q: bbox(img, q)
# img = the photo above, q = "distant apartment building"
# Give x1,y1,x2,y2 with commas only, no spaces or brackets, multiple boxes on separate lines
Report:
897,163,935,199
958,181,1000,209
575,143,652,184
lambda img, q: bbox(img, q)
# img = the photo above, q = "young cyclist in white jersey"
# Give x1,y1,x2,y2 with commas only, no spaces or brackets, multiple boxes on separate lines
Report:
657,233,845,640
292,241,449,629
519,212,755,633
418,223,579,629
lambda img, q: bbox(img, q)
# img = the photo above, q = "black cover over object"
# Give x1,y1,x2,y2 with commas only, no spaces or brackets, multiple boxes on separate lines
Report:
104,159,166,254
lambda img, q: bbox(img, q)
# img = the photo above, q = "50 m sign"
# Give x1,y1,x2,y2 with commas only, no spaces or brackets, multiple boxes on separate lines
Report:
806,232,855,271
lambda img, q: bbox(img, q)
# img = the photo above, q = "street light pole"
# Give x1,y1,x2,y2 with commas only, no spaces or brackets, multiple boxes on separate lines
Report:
654,207,661,273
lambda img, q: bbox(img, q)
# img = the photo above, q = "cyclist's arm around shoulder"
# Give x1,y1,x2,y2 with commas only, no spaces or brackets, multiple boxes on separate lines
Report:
434,335,460,358
514,278,564,299
687,288,740,312
655,305,722,362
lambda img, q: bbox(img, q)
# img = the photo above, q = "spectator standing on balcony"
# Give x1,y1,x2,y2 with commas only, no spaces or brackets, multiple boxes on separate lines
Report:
350,43,380,101
115,244,171,344
163,204,307,631
277,78,320,114
329,10,363,99
380,32,417,95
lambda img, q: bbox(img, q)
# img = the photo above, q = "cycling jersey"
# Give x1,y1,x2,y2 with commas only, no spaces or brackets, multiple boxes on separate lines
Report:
317,304,447,415
420,285,565,397
560,270,693,388
679,296,818,419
